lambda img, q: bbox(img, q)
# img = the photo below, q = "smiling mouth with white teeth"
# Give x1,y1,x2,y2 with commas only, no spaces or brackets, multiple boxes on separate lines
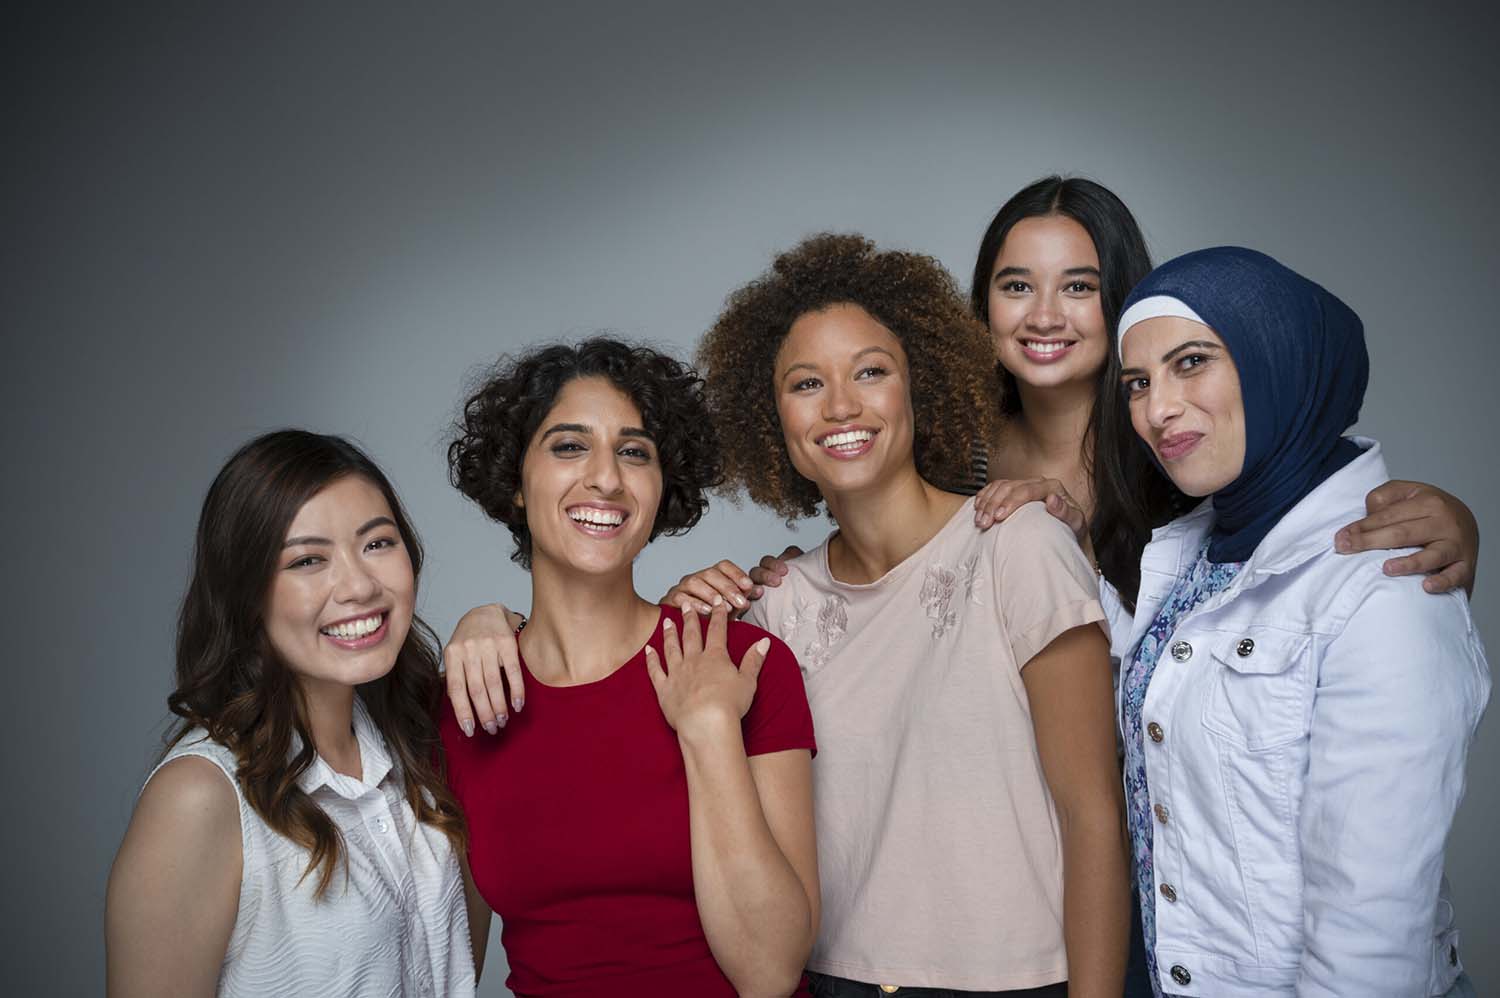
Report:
1021,339,1076,355
319,611,387,642
817,428,876,455
567,506,628,535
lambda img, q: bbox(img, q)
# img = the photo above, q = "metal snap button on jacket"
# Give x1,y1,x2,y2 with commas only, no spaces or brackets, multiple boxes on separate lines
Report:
1147,722,1165,743
1170,965,1192,986
1154,803,1170,824
1160,883,1178,903
1171,640,1193,662
1237,637,1256,657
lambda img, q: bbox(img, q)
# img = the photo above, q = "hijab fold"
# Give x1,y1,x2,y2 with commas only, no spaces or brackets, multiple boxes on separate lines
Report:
1118,247,1369,563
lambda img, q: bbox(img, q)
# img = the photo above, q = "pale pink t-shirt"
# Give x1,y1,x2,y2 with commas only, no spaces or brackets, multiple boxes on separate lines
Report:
745,498,1105,990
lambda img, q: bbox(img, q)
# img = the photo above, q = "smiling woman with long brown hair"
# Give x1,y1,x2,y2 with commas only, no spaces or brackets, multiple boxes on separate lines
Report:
105,430,487,998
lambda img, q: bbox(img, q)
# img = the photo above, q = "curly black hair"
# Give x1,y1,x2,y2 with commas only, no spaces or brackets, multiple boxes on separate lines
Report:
449,337,723,569
698,233,1000,520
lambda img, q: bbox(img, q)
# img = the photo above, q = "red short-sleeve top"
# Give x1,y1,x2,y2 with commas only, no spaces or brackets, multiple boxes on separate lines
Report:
440,605,816,997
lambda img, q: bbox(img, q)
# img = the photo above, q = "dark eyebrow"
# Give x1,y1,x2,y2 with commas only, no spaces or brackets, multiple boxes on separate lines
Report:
283,516,396,548
541,422,591,439
541,422,654,442
357,516,396,536
993,265,1099,283
1120,340,1224,379
781,345,897,381
1162,340,1222,364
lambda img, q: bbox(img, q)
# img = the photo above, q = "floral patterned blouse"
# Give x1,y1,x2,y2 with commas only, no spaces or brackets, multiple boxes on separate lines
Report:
1121,540,1244,997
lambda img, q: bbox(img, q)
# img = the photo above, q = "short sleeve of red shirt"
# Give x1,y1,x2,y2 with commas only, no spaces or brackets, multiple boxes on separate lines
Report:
727,619,817,758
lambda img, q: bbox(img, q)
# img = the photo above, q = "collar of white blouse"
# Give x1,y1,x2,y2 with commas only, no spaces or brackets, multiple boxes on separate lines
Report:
290,695,395,799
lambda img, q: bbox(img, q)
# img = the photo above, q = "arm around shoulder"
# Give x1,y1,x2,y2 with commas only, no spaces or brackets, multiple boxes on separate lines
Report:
106,755,243,998
1297,576,1490,995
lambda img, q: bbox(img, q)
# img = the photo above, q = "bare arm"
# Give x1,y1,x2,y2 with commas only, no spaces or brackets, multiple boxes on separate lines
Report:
105,756,242,998
646,605,818,997
1336,480,1479,595
1022,623,1130,998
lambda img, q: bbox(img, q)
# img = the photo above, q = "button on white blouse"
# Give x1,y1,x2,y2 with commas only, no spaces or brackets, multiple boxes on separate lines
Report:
147,697,475,997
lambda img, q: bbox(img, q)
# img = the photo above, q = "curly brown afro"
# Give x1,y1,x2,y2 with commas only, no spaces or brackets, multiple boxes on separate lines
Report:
448,337,723,568
697,233,1001,520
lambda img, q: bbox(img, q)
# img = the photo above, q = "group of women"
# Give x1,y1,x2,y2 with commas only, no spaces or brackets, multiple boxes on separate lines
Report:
105,176,1489,998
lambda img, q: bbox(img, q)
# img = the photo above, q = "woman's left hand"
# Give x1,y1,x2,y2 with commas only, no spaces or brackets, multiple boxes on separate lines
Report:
646,601,770,737
974,478,1089,542
1335,480,1480,595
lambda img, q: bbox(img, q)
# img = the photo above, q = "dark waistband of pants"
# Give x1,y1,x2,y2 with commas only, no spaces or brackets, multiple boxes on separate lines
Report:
806,971,1067,998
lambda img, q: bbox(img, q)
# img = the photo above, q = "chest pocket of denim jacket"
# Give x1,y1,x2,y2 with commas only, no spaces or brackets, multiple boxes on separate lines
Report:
1200,629,1313,751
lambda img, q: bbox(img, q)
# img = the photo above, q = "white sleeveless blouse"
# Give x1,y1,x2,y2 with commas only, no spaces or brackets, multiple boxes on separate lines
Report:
148,697,476,998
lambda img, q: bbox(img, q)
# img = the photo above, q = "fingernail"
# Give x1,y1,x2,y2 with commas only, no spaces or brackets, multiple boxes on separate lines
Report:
461,719,475,738
483,721,498,735
751,586,763,598
754,637,771,654
1334,531,1349,552
733,593,747,607
739,578,752,589
498,713,508,728
712,594,723,606
512,696,524,713
663,617,674,630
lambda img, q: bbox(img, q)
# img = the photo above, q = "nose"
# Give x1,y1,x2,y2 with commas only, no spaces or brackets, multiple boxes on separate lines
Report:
332,550,381,604
822,378,861,422
583,447,624,496
1024,296,1065,333
1144,376,1184,430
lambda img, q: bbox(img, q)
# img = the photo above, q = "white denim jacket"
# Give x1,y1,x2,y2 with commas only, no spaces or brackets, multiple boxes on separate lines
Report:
1101,439,1489,997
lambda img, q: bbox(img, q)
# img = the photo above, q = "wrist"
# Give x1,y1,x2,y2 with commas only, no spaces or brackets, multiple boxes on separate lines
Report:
675,706,742,749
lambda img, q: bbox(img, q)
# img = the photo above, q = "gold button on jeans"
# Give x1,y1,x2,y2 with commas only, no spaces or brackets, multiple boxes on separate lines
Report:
879,987,900,994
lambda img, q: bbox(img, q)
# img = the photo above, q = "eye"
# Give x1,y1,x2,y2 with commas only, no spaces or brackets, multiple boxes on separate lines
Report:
998,279,1031,294
1063,280,1097,295
550,439,586,456
365,536,399,553
791,376,823,392
618,444,653,462
285,553,324,570
855,365,888,380
1122,376,1149,396
1176,353,1210,372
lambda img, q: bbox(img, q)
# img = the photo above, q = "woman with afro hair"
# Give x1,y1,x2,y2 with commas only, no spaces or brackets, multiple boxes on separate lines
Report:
439,337,820,997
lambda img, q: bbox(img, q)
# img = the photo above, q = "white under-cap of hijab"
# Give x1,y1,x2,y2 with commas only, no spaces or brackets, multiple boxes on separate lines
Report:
1116,295,1210,358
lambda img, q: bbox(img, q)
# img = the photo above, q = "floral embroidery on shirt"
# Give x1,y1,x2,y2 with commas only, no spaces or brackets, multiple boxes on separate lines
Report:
785,594,849,672
920,564,959,638
960,554,984,605
920,556,982,638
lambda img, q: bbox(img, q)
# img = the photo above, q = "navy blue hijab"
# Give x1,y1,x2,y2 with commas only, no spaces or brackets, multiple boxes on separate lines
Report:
1118,247,1370,563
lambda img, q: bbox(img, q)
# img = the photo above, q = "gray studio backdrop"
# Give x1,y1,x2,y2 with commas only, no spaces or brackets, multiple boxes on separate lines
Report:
7,2,1498,993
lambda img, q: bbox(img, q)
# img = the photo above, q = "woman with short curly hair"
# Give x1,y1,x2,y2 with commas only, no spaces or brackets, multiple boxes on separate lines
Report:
439,337,820,997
